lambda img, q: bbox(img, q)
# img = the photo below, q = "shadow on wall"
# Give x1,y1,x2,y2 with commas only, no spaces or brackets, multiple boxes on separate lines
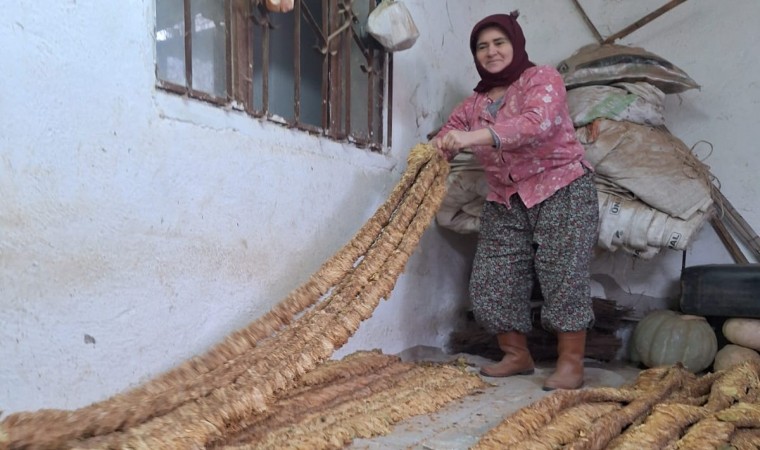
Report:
271,167,397,302
591,273,677,319
438,225,479,263
393,225,479,351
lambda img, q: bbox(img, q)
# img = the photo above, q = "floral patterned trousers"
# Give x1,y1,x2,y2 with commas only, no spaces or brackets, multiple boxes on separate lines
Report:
470,171,598,334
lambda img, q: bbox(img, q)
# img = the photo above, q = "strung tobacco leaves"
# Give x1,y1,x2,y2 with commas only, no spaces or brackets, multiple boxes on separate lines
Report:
1,144,486,450
474,360,760,450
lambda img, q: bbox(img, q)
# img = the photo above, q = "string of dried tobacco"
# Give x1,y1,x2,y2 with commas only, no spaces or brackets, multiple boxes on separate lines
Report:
474,359,760,450
0,144,488,450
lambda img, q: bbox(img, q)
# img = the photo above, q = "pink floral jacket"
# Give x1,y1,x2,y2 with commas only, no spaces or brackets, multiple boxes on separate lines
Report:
436,65,590,209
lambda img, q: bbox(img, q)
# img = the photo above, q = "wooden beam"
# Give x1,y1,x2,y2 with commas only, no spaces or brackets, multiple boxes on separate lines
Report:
713,187,760,260
570,0,603,44
710,216,750,264
602,0,688,44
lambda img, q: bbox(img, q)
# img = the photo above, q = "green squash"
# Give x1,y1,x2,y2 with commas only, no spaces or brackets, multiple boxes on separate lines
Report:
630,309,717,373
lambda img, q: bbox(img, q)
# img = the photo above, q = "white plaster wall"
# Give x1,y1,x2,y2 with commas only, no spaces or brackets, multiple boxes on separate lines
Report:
1,0,759,415
0,1,472,414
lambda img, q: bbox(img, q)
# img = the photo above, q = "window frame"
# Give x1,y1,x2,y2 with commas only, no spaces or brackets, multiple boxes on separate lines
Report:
155,0,392,151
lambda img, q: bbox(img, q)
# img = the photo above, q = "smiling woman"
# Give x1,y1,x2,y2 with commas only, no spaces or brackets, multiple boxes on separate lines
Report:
474,28,514,75
431,11,599,392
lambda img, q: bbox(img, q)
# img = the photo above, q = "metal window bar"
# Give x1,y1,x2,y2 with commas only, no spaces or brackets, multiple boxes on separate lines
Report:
293,0,302,124
184,0,192,90
386,52,392,149
343,0,383,147
250,0,387,148
328,0,342,140
232,0,253,111
156,0,388,149
157,0,232,106
343,1,352,140
323,1,333,133
246,2,268,118
225,4,233,94
262,6,271,112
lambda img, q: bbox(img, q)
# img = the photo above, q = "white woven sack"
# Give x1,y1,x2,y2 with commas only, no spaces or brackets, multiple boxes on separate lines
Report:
566,82,665,127
596,191,710,259
660,211,709,250
367,0,419,52
597,192,661,258
597,191,637,252
623,244,661,259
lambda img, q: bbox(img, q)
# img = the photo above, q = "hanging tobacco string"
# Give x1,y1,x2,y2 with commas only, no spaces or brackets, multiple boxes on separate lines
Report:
0,144,470,450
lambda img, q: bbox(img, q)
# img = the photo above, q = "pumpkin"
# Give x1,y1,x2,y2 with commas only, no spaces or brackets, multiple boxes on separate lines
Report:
630,309,717,373
713,344,760,371
723,318,760,351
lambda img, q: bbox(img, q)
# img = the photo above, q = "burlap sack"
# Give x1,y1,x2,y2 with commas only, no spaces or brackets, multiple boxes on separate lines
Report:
435,152,487,234
558,44,700,94
577,119,713,220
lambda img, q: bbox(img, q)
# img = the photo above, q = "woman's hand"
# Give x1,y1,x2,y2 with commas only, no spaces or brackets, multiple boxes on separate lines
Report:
432,128,494,162
436,128,495,153
431,130,471,161
438,130,473,152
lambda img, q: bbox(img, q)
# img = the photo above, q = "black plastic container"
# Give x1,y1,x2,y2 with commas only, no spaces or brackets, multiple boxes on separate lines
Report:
680,264,760,317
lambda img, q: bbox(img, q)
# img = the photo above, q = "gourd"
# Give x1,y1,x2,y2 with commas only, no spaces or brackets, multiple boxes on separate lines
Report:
723,318,760,351
630,309,717,373
713,344,760,371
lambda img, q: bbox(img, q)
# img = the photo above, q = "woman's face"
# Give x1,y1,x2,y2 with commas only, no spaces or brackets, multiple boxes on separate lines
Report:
475,26,513,74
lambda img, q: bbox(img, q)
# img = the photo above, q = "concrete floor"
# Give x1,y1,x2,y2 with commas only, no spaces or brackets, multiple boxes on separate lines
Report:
349,346,641,450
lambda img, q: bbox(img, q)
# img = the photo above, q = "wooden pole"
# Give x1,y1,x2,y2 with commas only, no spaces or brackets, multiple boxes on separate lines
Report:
710,216,750,264
713,187,760,260
602,0,688,44
570,0,604,44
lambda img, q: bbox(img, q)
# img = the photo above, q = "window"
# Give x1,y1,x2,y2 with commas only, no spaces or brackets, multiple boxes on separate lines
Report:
155,0,392,151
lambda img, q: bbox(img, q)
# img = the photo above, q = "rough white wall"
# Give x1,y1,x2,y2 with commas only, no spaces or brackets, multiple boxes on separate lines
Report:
1,0,758,415
0,1,472,414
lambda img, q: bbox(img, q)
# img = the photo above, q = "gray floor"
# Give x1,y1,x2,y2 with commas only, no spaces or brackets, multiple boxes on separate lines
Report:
349,346,641,450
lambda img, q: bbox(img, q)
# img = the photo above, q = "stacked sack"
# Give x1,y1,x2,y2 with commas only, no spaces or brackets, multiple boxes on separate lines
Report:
560,44,712,258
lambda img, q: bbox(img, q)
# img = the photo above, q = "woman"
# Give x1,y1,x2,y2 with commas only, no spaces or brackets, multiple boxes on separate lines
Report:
433,12,598,391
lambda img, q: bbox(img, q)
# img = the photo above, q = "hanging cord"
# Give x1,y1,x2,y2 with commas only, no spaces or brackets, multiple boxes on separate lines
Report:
318,0,355,55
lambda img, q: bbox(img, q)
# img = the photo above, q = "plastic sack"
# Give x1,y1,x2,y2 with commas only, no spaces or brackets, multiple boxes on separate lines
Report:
557,44,700,94
265,0,294,13
367,0,419,52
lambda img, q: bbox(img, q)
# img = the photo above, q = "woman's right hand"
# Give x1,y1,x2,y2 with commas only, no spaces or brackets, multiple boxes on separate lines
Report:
430,137,450,161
